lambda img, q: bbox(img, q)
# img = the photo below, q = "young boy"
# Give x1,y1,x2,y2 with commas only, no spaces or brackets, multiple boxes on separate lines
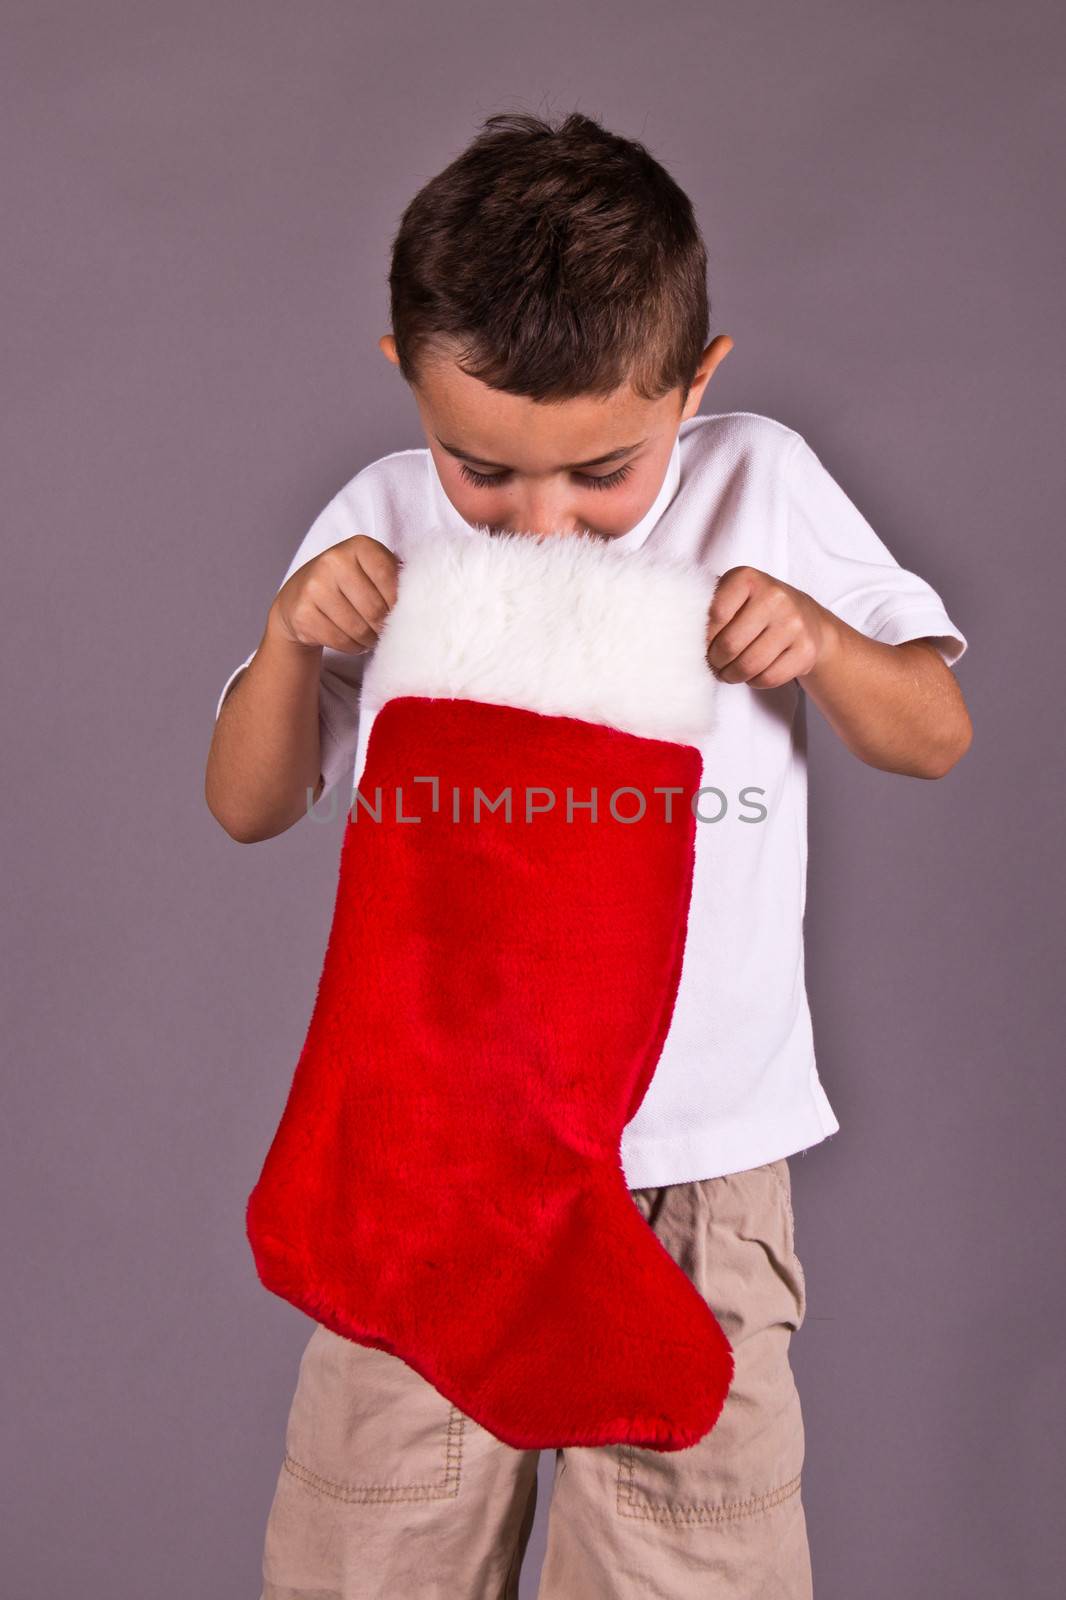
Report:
206,111,971,1600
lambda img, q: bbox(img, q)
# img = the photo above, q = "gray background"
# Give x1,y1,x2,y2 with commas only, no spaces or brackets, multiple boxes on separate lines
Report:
4,2,1063,1595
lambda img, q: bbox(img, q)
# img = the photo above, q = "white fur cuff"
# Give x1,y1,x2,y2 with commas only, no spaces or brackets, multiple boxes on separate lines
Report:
360,524,718,744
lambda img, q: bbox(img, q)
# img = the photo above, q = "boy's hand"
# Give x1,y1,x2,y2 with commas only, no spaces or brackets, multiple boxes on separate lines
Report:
706,566,837,688
266,535,402,656
706,564,972,777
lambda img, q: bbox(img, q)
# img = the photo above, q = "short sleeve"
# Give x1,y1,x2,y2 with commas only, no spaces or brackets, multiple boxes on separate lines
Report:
214,476,389,802
785,433,968,668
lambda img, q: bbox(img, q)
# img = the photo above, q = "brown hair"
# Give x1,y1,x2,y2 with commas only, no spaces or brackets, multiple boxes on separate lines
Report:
386,110,709,405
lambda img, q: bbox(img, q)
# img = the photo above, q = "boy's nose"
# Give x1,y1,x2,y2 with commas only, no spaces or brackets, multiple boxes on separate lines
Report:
504,489,590,540
494,512,591,539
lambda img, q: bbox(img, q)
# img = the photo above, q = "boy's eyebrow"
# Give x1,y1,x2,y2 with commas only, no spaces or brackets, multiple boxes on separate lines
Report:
435,434,647,471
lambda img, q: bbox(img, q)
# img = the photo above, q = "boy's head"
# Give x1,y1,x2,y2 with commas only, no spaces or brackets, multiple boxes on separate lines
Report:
379,110,732,541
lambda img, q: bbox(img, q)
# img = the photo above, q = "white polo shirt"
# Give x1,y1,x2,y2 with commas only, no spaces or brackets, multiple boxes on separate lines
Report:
216,411,968,1187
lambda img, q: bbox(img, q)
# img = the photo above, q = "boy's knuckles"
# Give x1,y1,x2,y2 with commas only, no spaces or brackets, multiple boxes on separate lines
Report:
360,592,389,625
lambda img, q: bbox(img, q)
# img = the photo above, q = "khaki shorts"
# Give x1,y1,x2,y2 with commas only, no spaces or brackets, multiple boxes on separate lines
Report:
259,1157,811,1599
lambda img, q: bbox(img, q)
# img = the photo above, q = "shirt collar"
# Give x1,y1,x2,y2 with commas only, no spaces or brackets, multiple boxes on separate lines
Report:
424,431,682,553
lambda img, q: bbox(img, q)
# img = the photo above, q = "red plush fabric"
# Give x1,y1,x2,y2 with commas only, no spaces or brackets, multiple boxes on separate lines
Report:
247,694,734,1450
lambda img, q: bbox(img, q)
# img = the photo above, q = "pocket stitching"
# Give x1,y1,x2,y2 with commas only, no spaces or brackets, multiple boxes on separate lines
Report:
616,1446,801,1524
283,1402,465,1503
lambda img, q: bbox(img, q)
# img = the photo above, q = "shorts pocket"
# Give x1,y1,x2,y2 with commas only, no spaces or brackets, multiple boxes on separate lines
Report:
615,1438,803,1525
281,1324,466,1503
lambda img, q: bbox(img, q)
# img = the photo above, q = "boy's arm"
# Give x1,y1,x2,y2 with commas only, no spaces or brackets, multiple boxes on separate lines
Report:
206,608,328,843
715,428,973,777
705,567,972,778
797,612,972,778
207,532,396,842
206,467,393,841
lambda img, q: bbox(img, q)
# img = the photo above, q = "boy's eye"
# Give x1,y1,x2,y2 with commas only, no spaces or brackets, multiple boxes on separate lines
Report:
457,461,634,493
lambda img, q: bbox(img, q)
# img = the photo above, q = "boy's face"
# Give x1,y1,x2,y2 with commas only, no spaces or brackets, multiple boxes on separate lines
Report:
379,334,731,542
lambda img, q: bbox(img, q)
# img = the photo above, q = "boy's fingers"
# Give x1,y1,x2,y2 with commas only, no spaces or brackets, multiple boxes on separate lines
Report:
707,598,766,671
715,624,779,683
306,598,375,655
333,568,391,638
316,541,397,637
353,536,403,609
704,598,745,659
313,587,381,652
705,568,752,646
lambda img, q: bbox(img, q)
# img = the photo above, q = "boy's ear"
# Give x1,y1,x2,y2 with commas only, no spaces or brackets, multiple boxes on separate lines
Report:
379,333,400,366
681,335,734,419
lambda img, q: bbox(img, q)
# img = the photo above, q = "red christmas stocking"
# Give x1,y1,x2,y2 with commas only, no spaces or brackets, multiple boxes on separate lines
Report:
246,524,735,1451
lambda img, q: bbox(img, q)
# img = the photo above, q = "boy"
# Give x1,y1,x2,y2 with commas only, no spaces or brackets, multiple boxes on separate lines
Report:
206,111,971,1600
